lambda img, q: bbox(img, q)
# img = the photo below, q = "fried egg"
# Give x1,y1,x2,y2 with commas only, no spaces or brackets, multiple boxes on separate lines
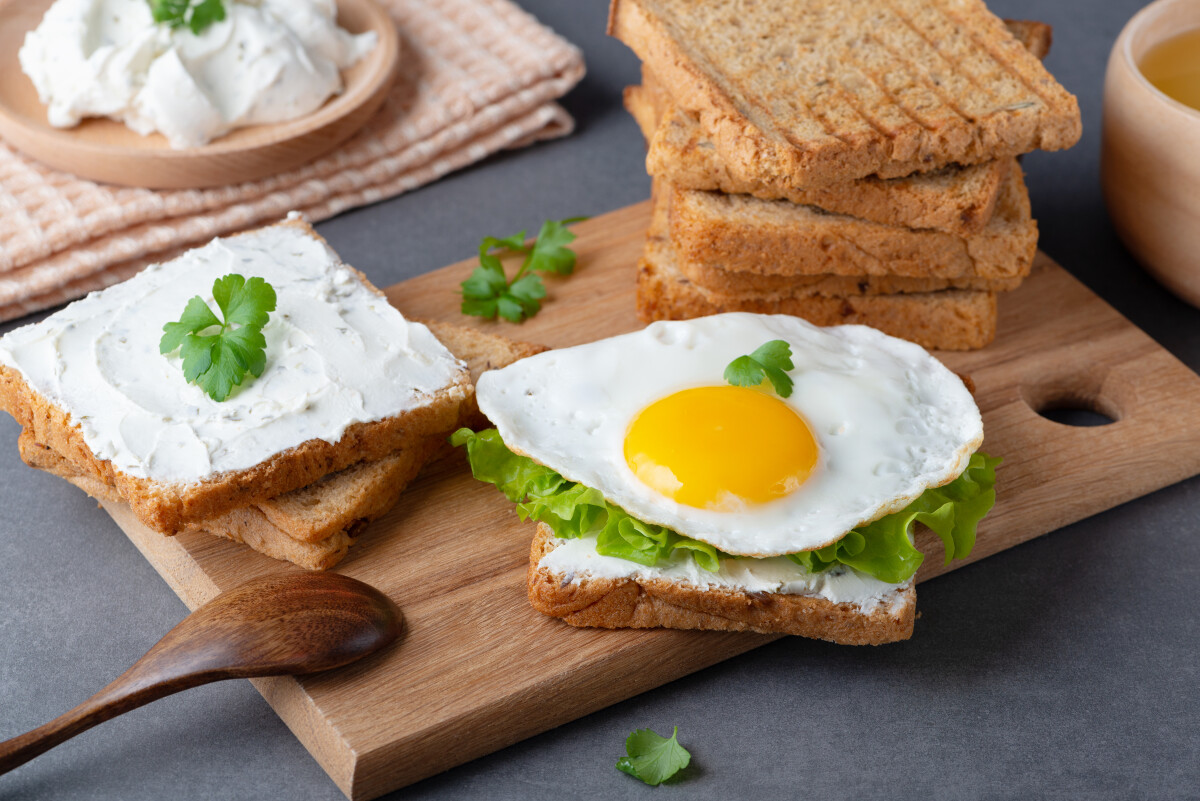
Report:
475,313,982,557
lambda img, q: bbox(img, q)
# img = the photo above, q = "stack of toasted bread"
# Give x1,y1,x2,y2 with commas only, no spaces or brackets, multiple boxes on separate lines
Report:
0,220,544,571
14,321,541,570
610,0,1082,350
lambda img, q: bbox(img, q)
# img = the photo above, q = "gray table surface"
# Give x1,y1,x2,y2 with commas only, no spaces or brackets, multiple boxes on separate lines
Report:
2,1,1198,799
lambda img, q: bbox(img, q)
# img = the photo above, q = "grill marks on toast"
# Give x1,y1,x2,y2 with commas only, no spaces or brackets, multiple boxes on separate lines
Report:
613,0,1081,186
631,20,1052,236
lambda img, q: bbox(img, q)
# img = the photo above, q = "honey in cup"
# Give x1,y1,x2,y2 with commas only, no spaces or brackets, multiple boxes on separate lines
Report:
1103,0,1200,308
1139,28,1200,111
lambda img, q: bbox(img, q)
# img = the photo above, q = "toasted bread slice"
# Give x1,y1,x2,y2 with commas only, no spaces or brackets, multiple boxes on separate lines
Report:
528,524,916,644
667,165,1037,281
629,80,1009,237
18,434,386,573
646,184,1021,296
421,320,548,431
1004,20,1054,60
18,323,548,569
609,0,1080,188
677,255,1023,296
637,235,997,351
627,19,1052,237
249,323,547,543
0,218,472,536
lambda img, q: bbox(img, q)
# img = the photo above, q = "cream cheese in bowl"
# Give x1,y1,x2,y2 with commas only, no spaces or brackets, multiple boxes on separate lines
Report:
18,0,378,149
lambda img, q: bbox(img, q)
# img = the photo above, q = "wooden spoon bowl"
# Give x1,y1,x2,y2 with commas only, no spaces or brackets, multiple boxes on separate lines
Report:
0,572,402,775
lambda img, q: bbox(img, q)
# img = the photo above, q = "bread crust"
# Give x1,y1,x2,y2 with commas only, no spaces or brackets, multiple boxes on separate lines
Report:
527,524,915,645
627,19,1052,237
637,236,997,351
644,183,1021,296
18,430,416,570
610,0,1080,188
667,165,1037,281
14,320,550,569
0,362,466,535
0,219,472,535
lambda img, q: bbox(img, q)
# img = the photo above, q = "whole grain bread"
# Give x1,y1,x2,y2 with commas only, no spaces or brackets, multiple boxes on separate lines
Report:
249,323,547,544
678,257,1022,297
638,235,998,351
609,0,1080,187
667,164,1037,280
17,322,549,569
527,523,916,644
19,432,379,571
646,185,1021,296
629,81,1009,236
0,218,472,536
627,19,1052,237
422,320,548,431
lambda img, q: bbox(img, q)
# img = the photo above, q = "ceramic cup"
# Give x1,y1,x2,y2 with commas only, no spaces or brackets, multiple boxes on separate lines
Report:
1102,0,1200,307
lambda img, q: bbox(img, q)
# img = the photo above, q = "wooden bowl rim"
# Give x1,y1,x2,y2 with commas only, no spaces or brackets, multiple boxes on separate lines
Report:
0,0,399,161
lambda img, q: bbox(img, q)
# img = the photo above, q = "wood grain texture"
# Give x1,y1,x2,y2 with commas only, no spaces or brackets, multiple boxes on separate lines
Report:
0,0,399,189
96,201,1200,799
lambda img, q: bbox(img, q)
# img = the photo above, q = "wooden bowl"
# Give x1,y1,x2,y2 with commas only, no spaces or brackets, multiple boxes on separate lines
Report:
1102,0,1200,307
0,0,399,190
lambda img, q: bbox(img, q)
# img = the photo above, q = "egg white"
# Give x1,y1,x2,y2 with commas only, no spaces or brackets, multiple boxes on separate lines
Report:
475,313,983,557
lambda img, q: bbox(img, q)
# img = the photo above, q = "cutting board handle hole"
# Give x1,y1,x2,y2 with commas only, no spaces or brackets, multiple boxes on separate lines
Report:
1020,367,1127,427
1035,405,1117,427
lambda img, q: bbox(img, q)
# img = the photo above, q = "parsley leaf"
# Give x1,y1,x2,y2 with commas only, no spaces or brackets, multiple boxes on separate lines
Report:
160,274,277,402
526,218,586,275
187,0,225,33
149,0,188,25
460,217,587,323
616,727,691,786
724,339,795,398
147,0,226,35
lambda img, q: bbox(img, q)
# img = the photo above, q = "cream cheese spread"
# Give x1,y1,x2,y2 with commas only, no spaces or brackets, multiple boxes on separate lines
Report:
539,534,911,613
19,0,377,149
0,220,467,484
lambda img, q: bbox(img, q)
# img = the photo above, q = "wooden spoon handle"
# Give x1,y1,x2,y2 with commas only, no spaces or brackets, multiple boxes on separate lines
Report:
0,666,214,775
0,572,401,775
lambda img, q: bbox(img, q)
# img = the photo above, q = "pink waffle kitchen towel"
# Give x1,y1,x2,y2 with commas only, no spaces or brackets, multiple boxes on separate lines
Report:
0,0,584,322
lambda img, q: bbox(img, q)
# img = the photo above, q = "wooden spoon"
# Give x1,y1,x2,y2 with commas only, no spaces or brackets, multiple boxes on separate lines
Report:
0,572,402,774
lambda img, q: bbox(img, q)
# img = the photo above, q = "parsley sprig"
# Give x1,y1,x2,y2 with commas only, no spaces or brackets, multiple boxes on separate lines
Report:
160,274,277,402
460,217,587,323
148,0,226,35
616,727,691,786
724,339,795,398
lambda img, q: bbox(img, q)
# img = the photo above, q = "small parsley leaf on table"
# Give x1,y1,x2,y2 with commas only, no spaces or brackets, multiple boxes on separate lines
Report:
724,339,795,398
160,274,277,402
615,726,691,786
460,217,587,323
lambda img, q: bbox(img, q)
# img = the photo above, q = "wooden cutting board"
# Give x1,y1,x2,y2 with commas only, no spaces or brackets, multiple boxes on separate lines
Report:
100,200,1200,800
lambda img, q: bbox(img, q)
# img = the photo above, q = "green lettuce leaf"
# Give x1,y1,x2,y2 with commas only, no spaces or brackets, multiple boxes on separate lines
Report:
787,451,1001,582
451,428,999,583
451,428,726,568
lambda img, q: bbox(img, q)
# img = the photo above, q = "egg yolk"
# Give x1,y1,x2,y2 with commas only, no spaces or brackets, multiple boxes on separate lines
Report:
623,386,818,510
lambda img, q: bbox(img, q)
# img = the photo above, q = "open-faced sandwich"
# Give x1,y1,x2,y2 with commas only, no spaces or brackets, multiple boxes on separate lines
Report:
453,312,999,645
0,216,543,570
